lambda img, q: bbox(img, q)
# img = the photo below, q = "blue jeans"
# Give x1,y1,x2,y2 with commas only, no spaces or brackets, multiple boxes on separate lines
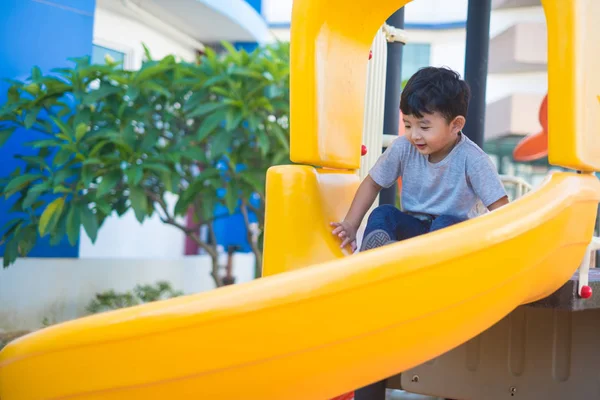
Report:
363,205,465,243
355,205,465,400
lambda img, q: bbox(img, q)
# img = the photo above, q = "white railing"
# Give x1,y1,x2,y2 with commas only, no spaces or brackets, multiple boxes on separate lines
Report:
499,174,533,199
360,26,388,183
578,237,600,298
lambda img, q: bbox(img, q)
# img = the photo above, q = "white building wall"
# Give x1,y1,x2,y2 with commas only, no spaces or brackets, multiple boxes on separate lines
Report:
262,0,469,25
78,195,186,259
404,0,467,23
0,255,256,331
265,1,547,107
93,7,198,70
408,29,466,77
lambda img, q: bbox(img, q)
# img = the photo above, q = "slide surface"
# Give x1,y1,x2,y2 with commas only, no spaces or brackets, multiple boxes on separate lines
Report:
1,171,600,400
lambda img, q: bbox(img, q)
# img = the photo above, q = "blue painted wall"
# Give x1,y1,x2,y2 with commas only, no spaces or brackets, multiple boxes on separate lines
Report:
0,0,96,258
244,0,262,14
234,42,259,53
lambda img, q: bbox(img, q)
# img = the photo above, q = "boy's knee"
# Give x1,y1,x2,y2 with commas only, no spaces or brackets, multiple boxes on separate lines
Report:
431,214,465,231
369,204,398,218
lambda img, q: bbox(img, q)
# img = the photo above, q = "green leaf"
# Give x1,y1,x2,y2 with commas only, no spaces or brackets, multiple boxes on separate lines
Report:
17,225,38,258
221,41,240,61
129,186,148,223
141,129,160,152
209,129,234,159
38,197,65,237
239,171,265,193
257,131,270,155
50,211,68,246
53,169,73,186
82,165,95,187
271,123,290,151
199,197,216,222
142,43,152,61
122,126,137,149
95,199,112,216
1,219,23,241
161,171,179,193
180,147,207,162
8,194,25,213
65,204,80,246
226,109,244,131
3,239,19,268
57,105,72,118
0,126,17,147
134,63,171,82
143,81,171,98
224,185,238,214
125,86,141,102
31,66,42,81
28,138,62,148
23,181,51,208
82,85,122,105
187,102,225,119
143,163,171,174
74,107,91,128
209,86,230,97
97,170,121,197
24,107,41,129
53,185,71,194
53,147,72,167
7,85,20,103
247,115,259,132
127,166,143,186
3,174,42,198
49,115,72,138
83,157,103,166
89,140,112,157
183,91,207,112
174,189,196,217
230,66,263,79
196,109,226,141
15,154,49,169
75,123,88,142
201,74,228,89
80,204,99,243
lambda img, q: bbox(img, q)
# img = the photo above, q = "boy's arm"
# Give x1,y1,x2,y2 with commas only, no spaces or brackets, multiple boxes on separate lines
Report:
331,175,382,249
343,175,382,228
487,195,509,211
333,138,404,248
467,154,510,212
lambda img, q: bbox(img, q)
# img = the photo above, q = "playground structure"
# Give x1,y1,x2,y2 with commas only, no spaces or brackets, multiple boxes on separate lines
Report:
0,0,599,399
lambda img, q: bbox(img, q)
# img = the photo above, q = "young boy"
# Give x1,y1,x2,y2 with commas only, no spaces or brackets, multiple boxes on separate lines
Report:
332,66,509,252
331,66,509,399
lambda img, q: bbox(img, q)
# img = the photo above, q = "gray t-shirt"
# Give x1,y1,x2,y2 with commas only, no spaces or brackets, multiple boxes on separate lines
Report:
369,134,507,220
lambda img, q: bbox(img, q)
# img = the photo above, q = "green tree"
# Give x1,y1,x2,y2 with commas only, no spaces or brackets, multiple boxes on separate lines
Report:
0,42,290,286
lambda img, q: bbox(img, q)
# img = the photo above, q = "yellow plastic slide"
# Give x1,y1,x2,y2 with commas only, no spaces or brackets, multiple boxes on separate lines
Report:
1,171,599,400
3,0,600,398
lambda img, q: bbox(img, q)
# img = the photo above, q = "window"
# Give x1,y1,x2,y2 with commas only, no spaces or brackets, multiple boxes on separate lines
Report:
402,43,431,82
92,44,126,67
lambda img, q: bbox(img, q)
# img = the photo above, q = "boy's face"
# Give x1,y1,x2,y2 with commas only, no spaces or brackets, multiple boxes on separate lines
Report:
402,111,465,161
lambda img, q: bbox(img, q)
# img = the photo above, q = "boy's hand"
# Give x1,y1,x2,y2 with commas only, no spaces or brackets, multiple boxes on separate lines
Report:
330,221,358,251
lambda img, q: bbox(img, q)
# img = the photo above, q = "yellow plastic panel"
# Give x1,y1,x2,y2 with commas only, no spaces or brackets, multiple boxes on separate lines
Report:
263,166,359,276
543,0,600,171
289,0,413,169
2,172,599,400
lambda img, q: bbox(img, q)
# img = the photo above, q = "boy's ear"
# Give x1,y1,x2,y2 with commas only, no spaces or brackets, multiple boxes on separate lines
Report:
451,116,466,133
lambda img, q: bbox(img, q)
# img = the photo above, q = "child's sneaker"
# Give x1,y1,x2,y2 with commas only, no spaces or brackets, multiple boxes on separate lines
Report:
360,229,395,251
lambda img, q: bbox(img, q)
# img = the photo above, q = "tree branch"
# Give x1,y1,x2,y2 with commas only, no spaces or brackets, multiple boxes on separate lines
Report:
241,199,262,277
146,190,223,287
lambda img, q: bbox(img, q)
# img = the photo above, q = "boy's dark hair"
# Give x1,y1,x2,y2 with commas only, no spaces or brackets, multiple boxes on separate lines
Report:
400,66,471,122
